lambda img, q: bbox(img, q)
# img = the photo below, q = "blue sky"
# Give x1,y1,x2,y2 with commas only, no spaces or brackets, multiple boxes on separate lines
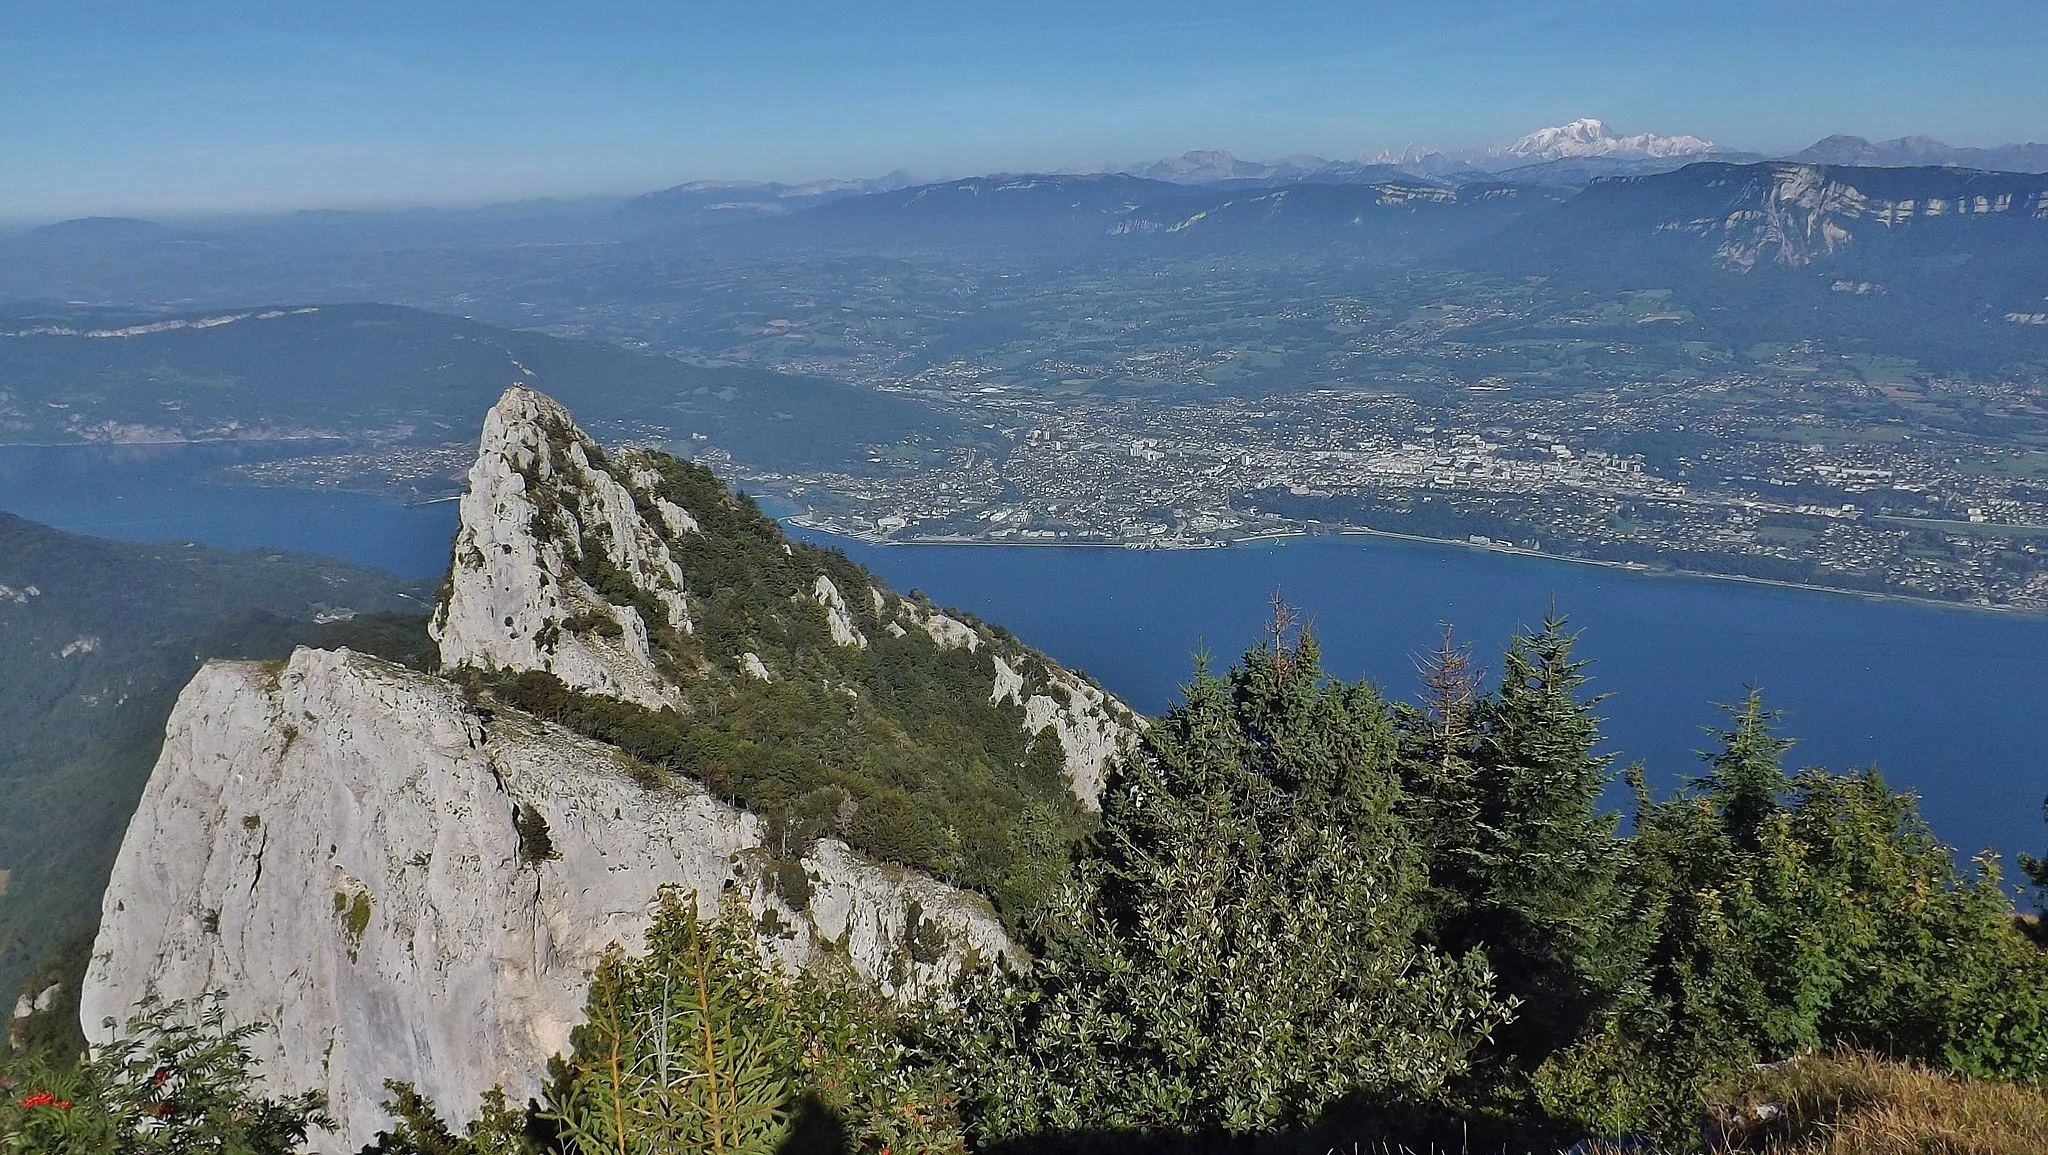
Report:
4,0,2046,218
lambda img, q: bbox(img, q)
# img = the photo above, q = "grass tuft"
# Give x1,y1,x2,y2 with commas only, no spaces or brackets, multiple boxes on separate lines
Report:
1708,1051,2048,1154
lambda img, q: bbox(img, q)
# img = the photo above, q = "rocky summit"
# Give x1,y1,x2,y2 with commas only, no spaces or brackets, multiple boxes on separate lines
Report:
81,385,1137,1151
428,386,1131,802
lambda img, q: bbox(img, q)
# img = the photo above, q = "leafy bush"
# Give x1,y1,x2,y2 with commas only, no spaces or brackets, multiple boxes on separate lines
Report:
0,994,332,1154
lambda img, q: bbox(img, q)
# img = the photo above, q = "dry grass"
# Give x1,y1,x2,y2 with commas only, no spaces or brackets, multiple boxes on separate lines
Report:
1710,1052,2048,1154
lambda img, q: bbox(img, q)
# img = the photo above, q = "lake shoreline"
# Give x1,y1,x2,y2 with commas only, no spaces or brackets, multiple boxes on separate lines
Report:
787,518,2048,622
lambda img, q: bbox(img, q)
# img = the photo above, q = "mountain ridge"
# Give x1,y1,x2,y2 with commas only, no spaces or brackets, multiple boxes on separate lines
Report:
81,384,1138,1147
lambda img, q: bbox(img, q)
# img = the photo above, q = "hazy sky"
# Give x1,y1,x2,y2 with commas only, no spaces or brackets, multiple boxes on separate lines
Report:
5,0,2046,218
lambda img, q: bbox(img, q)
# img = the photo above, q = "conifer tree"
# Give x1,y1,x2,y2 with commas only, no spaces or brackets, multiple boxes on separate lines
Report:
1453,611,1636,1064
547,891,798,1155
1696,686,1793,852
945,615,1511,1143
1539,713,2048,1142
1399,625,1484,909
541,889,964,1155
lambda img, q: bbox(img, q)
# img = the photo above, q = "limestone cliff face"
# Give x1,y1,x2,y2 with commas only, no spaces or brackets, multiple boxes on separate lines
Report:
429,386,695,709
1633,162,2048,270
990,655,1127,806
82,648,1011,1151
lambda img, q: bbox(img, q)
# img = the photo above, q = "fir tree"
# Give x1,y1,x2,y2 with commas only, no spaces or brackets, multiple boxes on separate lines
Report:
1399,625,1484,909
1696,686,1794,852
1455,611,1636,1065
945,617,1511,1143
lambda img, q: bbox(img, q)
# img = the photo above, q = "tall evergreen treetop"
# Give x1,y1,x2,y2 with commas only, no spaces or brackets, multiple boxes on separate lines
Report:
1456,611,1637,1066
1400,626,1484,885
1697,686,1794,853
1475,610,1616,854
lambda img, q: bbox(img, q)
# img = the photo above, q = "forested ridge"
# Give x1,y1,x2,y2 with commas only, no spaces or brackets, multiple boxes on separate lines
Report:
9,603,2047,1153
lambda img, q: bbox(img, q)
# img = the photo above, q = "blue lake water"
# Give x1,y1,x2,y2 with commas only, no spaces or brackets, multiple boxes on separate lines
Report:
4,443,2043,863
0,443,459,579
804,534,2048,866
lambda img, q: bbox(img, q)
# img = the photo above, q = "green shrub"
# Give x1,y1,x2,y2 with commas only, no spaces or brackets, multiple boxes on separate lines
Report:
0,994,332,1154
540,889,962,1155
471,660,1085,931
513,804,559,866
943,628,1511,1143
769,859,814,914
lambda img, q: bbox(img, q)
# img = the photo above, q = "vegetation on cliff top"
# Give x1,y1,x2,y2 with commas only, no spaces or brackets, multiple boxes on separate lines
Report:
476,448,1106,932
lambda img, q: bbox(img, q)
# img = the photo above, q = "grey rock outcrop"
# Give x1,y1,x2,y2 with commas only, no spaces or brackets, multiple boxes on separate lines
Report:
1625,163,2048,271
6,981,60,1052
429,385,1137,807
83,648,1010,1151
990,654,1129,806
429,386,695,710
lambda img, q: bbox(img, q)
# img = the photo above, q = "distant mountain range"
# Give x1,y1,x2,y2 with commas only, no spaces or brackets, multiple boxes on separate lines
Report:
1377,117,1737,176
1465,160,2048,365
12,120,2046,250
1790,134,2048,172
1112,119,2048,190
5,127,2048,381
1116,119,1741,188
604,123,2048,226
612,169,918,230
1122,150,1415,187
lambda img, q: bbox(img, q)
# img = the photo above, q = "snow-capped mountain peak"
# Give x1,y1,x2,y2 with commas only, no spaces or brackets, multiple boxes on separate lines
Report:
1504,118,1716,161
1361,119,1721,177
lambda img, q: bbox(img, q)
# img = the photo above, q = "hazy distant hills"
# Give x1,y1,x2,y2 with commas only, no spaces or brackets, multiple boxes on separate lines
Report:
1114,120,2047,189
613,170,918,231
1477,162,2048,280
1791,134,2048,172
5,118,2048,384
16,216,181,244
775,172,1190,245
1119,119,1753,188
748,172,1572,256
1106,180,1569,255
1124,149,1416,187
